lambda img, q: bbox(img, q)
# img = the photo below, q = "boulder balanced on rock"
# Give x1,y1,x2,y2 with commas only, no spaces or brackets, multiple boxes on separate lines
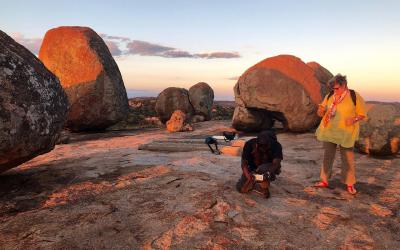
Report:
39,26,129,131
189,82,214,120
155,87,194,123
233,55,330,132
0,30,68,173
355,102,400,156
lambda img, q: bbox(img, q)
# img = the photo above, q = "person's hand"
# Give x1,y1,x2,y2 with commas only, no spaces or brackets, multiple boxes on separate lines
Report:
264,171,275,181
345,117,356,126
317,105,326,117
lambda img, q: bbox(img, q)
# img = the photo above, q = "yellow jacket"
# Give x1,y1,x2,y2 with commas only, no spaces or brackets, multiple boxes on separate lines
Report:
316,91,367,148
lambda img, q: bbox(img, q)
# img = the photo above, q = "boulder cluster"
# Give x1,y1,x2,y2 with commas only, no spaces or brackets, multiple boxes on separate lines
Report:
155,82,214,131
1,28,397,174
0,27,129,173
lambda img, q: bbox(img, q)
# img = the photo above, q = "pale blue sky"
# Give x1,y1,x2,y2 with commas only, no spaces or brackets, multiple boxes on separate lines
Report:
2,0,399,101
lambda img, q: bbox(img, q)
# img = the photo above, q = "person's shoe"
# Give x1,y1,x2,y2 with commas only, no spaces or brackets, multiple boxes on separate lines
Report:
347,185,357,195
314,181,329,188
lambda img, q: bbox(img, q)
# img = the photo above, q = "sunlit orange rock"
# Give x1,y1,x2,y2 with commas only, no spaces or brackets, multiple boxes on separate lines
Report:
220,146,242,156
0,30,68,173
355,102,400,156
166,110,193,132
39,26,129,131
233,55,331,132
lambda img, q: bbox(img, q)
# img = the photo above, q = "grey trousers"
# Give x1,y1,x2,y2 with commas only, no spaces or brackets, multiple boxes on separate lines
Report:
320,141,356,185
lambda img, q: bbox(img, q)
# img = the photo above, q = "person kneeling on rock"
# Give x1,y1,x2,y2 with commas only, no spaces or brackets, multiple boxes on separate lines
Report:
236,130,283,198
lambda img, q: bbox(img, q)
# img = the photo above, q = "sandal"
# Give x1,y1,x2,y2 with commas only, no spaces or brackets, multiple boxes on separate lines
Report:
347,185,357,195
314,181,329,188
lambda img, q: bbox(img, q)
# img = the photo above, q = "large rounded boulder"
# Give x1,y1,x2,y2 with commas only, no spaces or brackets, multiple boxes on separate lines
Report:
0,30,68,173
233,55,330,132
355,102,400,156
188,82,214,120
39,26,129,131
155,87,194,123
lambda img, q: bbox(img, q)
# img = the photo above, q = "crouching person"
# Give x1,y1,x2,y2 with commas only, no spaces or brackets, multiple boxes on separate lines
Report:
236,130,283,198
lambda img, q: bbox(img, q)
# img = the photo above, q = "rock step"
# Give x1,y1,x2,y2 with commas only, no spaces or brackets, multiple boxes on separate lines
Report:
138,142,211,152
152,138,231,145
138,139,246,153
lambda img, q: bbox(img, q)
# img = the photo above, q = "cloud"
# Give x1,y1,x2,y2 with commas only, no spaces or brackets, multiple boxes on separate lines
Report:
125,40,240,59
196,52,240,59
100,33,130,56
162,50,194,58
99,34,130,42
227,76,239,80
105,40,123,56
10,32,241,60
126,40,175,56
11,33,42,55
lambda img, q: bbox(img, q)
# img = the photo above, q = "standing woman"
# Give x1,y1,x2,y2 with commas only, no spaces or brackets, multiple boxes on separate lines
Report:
314,74,367,194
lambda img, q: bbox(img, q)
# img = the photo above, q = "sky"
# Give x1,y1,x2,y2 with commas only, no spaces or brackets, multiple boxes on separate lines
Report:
1,0,399,101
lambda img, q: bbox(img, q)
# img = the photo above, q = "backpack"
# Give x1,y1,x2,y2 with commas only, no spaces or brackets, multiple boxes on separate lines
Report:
327,89,357,106
222,131,236,142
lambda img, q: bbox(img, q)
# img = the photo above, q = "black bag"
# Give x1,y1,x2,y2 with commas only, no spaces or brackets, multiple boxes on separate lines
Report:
222,131,236,142
205,137,220,154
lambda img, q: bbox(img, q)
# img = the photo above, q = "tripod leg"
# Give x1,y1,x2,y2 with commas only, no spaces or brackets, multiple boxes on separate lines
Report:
207,144,215,153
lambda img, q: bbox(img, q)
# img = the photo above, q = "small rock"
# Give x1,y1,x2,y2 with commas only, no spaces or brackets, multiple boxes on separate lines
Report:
227,210,239,218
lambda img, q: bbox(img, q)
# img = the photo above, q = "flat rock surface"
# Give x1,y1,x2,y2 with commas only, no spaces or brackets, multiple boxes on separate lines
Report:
0,121,399,249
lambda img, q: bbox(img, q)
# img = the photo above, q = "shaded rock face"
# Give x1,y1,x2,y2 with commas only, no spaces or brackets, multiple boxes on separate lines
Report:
155,87,194,123
191,115,205,123
166,110,193,132
39,26,129,131
232,106,273,132
0,30,68,173
233,55,330,132
356,102,400,156
189,82,214,120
